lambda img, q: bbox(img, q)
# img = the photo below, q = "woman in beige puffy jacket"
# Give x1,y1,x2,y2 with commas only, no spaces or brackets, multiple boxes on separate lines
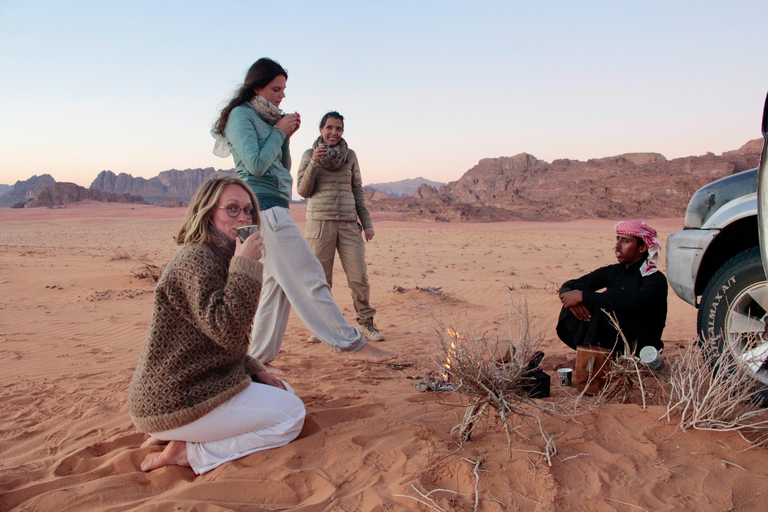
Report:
296,112,384,342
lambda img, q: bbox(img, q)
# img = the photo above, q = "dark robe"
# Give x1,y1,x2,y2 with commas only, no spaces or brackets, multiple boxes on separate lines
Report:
556,260,667,354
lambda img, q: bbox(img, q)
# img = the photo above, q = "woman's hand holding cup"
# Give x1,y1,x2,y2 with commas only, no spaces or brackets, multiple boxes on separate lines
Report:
235,230,264,261
276,113,301,137
311,144,329,163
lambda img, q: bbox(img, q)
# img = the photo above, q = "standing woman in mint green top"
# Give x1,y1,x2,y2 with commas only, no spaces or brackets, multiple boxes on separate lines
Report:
212,58,396,371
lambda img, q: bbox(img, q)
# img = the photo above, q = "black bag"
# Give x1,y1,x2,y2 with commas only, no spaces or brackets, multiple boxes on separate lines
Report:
521,351,550,398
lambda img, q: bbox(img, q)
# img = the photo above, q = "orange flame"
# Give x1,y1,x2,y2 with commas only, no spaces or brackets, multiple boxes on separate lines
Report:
442,328,462,382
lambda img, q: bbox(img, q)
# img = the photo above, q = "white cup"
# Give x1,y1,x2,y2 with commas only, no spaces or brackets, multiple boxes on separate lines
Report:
557,368,573,386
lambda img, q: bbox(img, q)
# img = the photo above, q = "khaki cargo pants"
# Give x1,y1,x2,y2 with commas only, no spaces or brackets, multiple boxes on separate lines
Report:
304,220,376,326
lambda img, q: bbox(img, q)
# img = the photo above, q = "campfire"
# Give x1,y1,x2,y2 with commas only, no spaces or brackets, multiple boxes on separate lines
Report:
414,327,462,392
442,327,461,383
415,319,550,401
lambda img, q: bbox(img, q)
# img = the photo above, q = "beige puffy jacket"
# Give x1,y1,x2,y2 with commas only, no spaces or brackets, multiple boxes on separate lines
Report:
296,148,373,230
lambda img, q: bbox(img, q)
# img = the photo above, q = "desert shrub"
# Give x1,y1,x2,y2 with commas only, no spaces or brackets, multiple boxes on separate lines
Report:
593,311,669,408
130,263,163,282
433,294,564,465
664,334,768,445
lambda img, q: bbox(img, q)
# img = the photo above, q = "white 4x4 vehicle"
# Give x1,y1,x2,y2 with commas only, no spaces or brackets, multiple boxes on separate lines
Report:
666,95,768,397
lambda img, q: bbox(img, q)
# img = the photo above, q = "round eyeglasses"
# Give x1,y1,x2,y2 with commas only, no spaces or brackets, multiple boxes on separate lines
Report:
218,205,255,218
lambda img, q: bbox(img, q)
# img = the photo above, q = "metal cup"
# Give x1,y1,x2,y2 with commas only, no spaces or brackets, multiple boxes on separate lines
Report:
557,368,573,386
236,225,259,243
639,346,663,370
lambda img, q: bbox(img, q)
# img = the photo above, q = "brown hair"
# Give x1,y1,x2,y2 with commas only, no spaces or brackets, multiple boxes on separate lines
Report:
175,175,260,245
213,58,288,137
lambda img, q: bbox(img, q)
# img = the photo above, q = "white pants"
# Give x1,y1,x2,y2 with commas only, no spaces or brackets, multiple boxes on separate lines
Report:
250,207,366,362
150,382,305,475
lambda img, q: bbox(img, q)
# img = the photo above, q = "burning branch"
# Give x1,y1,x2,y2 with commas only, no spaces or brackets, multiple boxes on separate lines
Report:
431,293,566,465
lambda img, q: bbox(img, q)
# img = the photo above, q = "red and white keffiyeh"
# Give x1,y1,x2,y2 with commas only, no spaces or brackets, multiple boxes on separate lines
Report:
615,220,661,276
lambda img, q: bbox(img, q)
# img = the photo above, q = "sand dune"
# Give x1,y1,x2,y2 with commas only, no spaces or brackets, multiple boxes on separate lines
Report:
1,201,767,511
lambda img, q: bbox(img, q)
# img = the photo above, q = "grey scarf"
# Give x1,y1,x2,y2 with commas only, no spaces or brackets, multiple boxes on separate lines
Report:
312,136,349,170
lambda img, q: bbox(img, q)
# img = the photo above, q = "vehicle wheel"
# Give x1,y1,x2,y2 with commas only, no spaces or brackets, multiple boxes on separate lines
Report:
697,246,768,400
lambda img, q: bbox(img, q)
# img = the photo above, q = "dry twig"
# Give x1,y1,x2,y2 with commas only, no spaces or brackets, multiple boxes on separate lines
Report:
432,291,572,466
664,335,768,446
462,458,483,512
393,485,444,511
394,484,466,512
594,310,669,408
604,498,649,511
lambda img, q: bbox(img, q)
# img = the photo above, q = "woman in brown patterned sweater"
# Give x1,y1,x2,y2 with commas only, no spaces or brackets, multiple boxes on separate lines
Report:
128,175,305,474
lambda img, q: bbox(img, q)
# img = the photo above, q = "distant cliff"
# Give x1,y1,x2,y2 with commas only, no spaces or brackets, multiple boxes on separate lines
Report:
90,168,237,204
362,186,391,203
0,175,56,207
25,182,146,208
24,182,146,208
367,177,446,197
4,139,763,219
367,139,764,222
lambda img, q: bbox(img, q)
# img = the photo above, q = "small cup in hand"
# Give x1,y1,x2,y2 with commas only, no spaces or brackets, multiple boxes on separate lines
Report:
237,225,259,243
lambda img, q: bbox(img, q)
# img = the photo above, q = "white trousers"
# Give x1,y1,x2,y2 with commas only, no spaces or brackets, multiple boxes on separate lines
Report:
151,382,305,475
250,207,365,362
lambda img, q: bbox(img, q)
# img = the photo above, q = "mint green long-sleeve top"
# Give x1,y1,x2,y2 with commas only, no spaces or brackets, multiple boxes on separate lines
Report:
224,102,292,205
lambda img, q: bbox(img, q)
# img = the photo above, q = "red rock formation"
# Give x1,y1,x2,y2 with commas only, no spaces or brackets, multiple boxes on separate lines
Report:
161,198,186,208
0,174,56,207
25,183,146,208
362,186,391,202
90,168,236,203
367,139,763,222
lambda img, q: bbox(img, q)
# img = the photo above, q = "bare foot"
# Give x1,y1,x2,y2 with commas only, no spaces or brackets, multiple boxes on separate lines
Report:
347,343,398,363
263,362,290,375
140,436,169,448
140,440,190,472
492,341,515,363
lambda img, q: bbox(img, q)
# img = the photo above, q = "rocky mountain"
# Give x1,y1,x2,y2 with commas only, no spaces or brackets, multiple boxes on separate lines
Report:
0,184,11,196
362,186,392,203
90,168,237,204
367,139,764,222
0,174,57,207
4,139,763,218
24,182,146,208
367,177,446,197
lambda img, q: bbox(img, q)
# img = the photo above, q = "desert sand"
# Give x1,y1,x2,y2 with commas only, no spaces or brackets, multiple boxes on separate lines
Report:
1,201,767,511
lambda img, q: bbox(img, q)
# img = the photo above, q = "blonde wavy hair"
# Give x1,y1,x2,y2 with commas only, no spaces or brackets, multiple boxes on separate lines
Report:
175,175,260,245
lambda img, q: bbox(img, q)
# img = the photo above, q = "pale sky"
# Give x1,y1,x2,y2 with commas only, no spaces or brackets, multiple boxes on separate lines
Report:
1,0,766,195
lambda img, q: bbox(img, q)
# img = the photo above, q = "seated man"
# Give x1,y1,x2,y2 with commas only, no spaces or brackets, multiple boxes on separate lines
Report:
556,220,667,355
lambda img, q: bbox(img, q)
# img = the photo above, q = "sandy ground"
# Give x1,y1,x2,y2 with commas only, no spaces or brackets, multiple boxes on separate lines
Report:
1,201,767,511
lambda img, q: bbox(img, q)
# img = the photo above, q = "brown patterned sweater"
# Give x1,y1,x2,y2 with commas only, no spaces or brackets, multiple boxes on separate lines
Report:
128,242,264,434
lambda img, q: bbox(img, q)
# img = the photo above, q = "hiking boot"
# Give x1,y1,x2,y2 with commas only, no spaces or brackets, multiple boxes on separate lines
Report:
307,335,320,343
362,319,385,342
